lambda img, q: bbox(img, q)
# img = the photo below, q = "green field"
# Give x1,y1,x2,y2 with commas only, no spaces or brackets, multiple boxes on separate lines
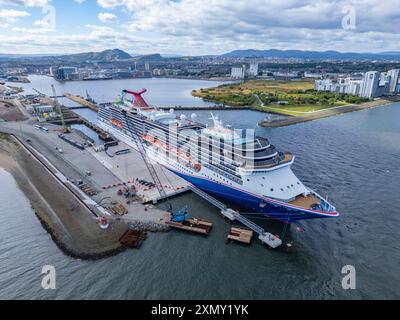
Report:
192,80,368,116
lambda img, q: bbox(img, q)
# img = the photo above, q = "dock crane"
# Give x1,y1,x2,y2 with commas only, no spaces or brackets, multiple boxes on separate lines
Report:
120,89,172,212
51,85,70,134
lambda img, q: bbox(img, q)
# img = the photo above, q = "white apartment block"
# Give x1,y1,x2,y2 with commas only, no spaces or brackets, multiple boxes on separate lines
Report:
360,71,380,98
248,63,259,77
387,69,400,93
315,69,399,99
231,65,246,79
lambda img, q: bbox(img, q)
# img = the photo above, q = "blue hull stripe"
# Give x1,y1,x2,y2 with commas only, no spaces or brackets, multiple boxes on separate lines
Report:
170,169,335,222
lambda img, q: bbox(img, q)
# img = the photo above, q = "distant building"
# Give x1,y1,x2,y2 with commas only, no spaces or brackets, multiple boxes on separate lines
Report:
387,69,400,93
145,62,150,72
113,69,133,79
273,71,300,80
153,68,162,76
231,66,245,79
360,71,380,99
55,67,78,81
377,72,391,96
315,79,332,91
315,77,362,96
248,63,259,77
346,80,363,96
34,104,54,114
304,72,322,79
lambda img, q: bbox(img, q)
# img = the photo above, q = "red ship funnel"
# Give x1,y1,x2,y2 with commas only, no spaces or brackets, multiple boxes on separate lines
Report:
122,89,149,109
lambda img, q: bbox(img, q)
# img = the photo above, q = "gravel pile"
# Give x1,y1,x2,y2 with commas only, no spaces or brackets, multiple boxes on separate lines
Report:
128,220,170,232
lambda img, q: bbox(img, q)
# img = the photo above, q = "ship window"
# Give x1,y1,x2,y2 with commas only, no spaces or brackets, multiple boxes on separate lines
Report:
270,188,274,192
297,182,300,185
287,186,290,189
247,179,250,181
280,188,284,191
262,177,265,180
261,184,264,187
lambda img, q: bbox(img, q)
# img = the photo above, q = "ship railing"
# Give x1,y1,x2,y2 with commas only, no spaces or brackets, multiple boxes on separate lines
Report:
236,145,278,159
240,152,293,170
203,163,243,185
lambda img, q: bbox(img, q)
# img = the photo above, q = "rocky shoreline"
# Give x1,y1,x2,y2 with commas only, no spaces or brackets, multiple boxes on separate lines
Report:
0,133,130,260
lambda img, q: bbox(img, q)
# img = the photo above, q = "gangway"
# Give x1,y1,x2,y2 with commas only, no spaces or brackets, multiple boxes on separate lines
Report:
188,185,226,210
189,185,282,248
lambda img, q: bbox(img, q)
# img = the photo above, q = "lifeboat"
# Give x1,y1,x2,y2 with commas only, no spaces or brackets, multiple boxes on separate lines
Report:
194,163,201,172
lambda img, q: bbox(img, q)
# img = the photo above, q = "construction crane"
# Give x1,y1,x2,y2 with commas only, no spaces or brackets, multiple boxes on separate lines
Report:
51,85,70,134
121,89,172,212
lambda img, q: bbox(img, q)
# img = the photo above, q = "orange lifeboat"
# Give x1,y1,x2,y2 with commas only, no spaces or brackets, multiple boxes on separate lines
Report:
194,163,201,172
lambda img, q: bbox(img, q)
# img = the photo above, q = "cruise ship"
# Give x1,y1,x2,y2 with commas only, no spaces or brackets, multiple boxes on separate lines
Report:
98,89,339,222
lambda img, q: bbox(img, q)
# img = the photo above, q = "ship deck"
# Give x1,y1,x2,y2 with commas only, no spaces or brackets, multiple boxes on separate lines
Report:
289,194,320,209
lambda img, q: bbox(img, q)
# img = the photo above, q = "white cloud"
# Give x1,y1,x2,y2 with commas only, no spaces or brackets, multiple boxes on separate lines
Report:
12,26,51,33
0,0,50,7
96,0,124,8
94,0,400,54
0,23,140,54
33,18,48,27
98,12,117,22
0,8,30,22
1,0,400,55
74,0,85,4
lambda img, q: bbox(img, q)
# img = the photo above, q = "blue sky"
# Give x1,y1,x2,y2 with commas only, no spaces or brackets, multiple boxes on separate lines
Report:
0,0,399,55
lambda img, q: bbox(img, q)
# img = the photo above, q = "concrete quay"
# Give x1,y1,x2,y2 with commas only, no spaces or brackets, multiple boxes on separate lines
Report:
0,119,181,258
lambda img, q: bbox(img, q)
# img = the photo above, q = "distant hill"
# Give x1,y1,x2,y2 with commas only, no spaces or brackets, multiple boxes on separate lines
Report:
56,49,132,62
133,53,164,61
0,49,132,62
221,49,400,60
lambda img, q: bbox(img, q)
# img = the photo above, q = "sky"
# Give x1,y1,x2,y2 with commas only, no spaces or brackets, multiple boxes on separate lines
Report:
0,0,399,55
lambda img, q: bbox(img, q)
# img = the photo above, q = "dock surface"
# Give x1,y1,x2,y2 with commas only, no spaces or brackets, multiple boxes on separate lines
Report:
88,141,191,204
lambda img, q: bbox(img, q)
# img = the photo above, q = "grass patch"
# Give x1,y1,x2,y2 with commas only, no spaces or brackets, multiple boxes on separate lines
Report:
192,80,369,116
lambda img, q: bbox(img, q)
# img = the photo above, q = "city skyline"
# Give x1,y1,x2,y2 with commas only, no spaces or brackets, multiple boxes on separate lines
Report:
0,0,400,55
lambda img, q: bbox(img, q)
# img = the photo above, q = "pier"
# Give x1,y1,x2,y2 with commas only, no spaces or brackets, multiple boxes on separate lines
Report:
64,93,98,112
189,185,282,248
164,213,213,235
227,227,253,244
32,88,65,98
